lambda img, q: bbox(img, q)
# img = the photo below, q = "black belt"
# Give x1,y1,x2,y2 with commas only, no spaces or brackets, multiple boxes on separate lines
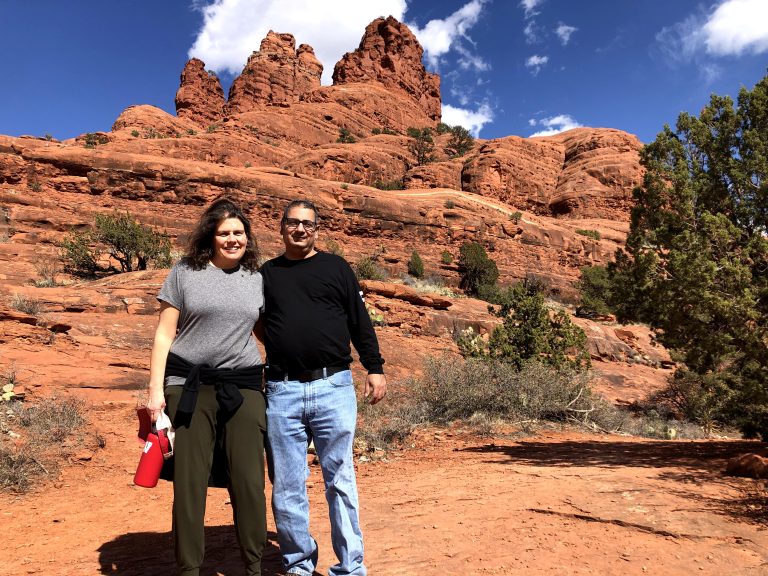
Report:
266,365,348,383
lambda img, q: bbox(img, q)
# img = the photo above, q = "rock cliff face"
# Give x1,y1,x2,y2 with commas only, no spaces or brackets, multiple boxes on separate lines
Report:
225,31,323,114
174,58,225,126
333,16,441,122
460,128,643,219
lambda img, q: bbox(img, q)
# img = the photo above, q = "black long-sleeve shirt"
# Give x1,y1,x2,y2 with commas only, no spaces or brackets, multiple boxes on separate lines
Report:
260,251,384,374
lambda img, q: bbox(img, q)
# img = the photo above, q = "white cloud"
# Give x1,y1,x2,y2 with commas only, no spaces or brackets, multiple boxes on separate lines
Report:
408,0,489,70
525,54,548,75
442,103,494,137
702,0,768,55
189,0,408,85
523,21,543,44
656,0,768,63
520,0,544,19
555,23,577,46
189,0,492,84
529,114,582,137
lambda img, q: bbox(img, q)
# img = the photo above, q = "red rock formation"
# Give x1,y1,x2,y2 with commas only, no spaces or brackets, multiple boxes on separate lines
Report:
174,58,225,127
547,128,643,219
225,31,323,114
460,128,643,219
333,16,441,122
461,136,564,211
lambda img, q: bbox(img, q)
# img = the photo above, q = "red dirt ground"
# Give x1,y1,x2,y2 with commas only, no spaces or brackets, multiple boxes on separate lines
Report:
1,393,767,576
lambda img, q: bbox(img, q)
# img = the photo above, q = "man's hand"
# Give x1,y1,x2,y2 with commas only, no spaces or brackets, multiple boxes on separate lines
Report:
364,373,387,405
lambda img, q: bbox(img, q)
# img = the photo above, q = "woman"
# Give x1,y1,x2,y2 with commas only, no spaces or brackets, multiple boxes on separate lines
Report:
146,197,266,576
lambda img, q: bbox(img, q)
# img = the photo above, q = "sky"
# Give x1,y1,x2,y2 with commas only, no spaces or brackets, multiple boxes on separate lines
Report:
1,0,767,143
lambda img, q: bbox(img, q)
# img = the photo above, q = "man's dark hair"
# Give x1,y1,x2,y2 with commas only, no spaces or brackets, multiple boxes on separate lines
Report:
184,197,260,271
281,199,319,226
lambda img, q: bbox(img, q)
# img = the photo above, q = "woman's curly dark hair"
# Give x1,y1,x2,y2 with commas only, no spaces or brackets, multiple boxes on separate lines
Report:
184,197,260,271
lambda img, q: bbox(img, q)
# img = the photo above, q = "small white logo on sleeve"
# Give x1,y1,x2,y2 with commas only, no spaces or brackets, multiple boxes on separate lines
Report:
359,290,365,302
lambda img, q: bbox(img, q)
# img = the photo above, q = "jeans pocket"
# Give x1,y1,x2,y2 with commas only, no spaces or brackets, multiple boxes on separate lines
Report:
265,380,285,395
329,370,354,388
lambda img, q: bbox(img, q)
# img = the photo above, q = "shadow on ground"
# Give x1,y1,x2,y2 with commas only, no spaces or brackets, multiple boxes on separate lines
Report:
97,526,283,575
461,439,762,471
463,438,768,526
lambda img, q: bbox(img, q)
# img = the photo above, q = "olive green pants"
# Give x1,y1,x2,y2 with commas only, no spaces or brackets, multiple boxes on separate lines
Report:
166,385,267,576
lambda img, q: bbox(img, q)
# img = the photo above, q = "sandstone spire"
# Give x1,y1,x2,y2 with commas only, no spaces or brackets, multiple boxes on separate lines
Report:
225,31,323,114
174,58,225,126
332,16,441,121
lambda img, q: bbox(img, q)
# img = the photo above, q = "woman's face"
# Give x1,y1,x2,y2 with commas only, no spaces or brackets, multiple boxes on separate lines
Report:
210,217,247,269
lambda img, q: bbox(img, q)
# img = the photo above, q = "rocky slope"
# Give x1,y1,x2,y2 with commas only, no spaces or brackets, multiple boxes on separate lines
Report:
0,16,669,404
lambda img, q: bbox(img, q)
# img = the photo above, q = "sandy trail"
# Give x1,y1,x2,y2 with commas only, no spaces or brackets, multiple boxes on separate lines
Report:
1,402,766,576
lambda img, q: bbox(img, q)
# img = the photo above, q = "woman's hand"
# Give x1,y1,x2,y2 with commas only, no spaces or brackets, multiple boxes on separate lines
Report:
146,386,166,423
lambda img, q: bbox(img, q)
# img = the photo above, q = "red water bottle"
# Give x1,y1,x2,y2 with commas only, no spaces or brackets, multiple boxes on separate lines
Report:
134,432,164,488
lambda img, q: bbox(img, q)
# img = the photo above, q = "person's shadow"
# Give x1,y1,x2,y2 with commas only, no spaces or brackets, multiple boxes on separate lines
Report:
97,526,284,575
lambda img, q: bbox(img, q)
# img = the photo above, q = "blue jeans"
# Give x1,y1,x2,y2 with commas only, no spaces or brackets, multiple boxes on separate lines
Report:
266,369,366,576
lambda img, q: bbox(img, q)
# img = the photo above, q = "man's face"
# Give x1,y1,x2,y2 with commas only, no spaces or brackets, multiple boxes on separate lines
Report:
281,206,318,257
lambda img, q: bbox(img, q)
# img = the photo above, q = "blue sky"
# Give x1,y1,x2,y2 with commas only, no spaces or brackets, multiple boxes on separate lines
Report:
1,0,766,143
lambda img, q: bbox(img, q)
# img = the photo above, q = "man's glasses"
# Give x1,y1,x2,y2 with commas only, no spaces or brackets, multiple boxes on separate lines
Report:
283,218,317,233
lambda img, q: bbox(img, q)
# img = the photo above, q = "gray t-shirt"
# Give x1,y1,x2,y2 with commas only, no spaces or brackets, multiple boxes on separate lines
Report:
158,260,264,386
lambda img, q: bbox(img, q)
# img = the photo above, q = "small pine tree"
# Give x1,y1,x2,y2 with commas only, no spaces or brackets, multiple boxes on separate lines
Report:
407,127,435,165
444,125,474,157
337,127,356,144
457,242,499,297
576,265,613,317
487,279,590,371
59,212,171,276
408,250,424,278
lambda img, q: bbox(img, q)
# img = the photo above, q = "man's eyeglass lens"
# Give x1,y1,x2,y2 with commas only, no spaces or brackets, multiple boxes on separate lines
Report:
284,218,317,232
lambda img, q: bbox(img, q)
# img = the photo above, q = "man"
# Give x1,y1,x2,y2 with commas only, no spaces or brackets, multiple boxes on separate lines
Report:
261,199,387,576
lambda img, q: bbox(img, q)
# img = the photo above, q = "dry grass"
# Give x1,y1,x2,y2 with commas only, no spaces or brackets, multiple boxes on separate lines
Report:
9,293,43,316
0,396,87,493
355,355,710,453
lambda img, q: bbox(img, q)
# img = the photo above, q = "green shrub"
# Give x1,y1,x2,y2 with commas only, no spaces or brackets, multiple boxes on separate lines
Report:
444,199,456,209
372,179,404,190
484,279,591,371
94,212,172,272
83,132,109,148
407,127,435,165
186,129,197,136
407,250,424,278
130,130,140,137
444,125,474,157
576,265,613,317
371,128,382,135
457,242,498,297
436,122,452,135
440,250,453,265
509,211,522,224
60,229,100,278
355,256,387,281
28,181,42,192
575,229,601,241
206,124,218,134
337,127,356,144
60,212,171,276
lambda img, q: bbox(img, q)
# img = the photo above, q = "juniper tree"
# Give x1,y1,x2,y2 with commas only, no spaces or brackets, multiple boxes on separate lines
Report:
610,73,768,437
